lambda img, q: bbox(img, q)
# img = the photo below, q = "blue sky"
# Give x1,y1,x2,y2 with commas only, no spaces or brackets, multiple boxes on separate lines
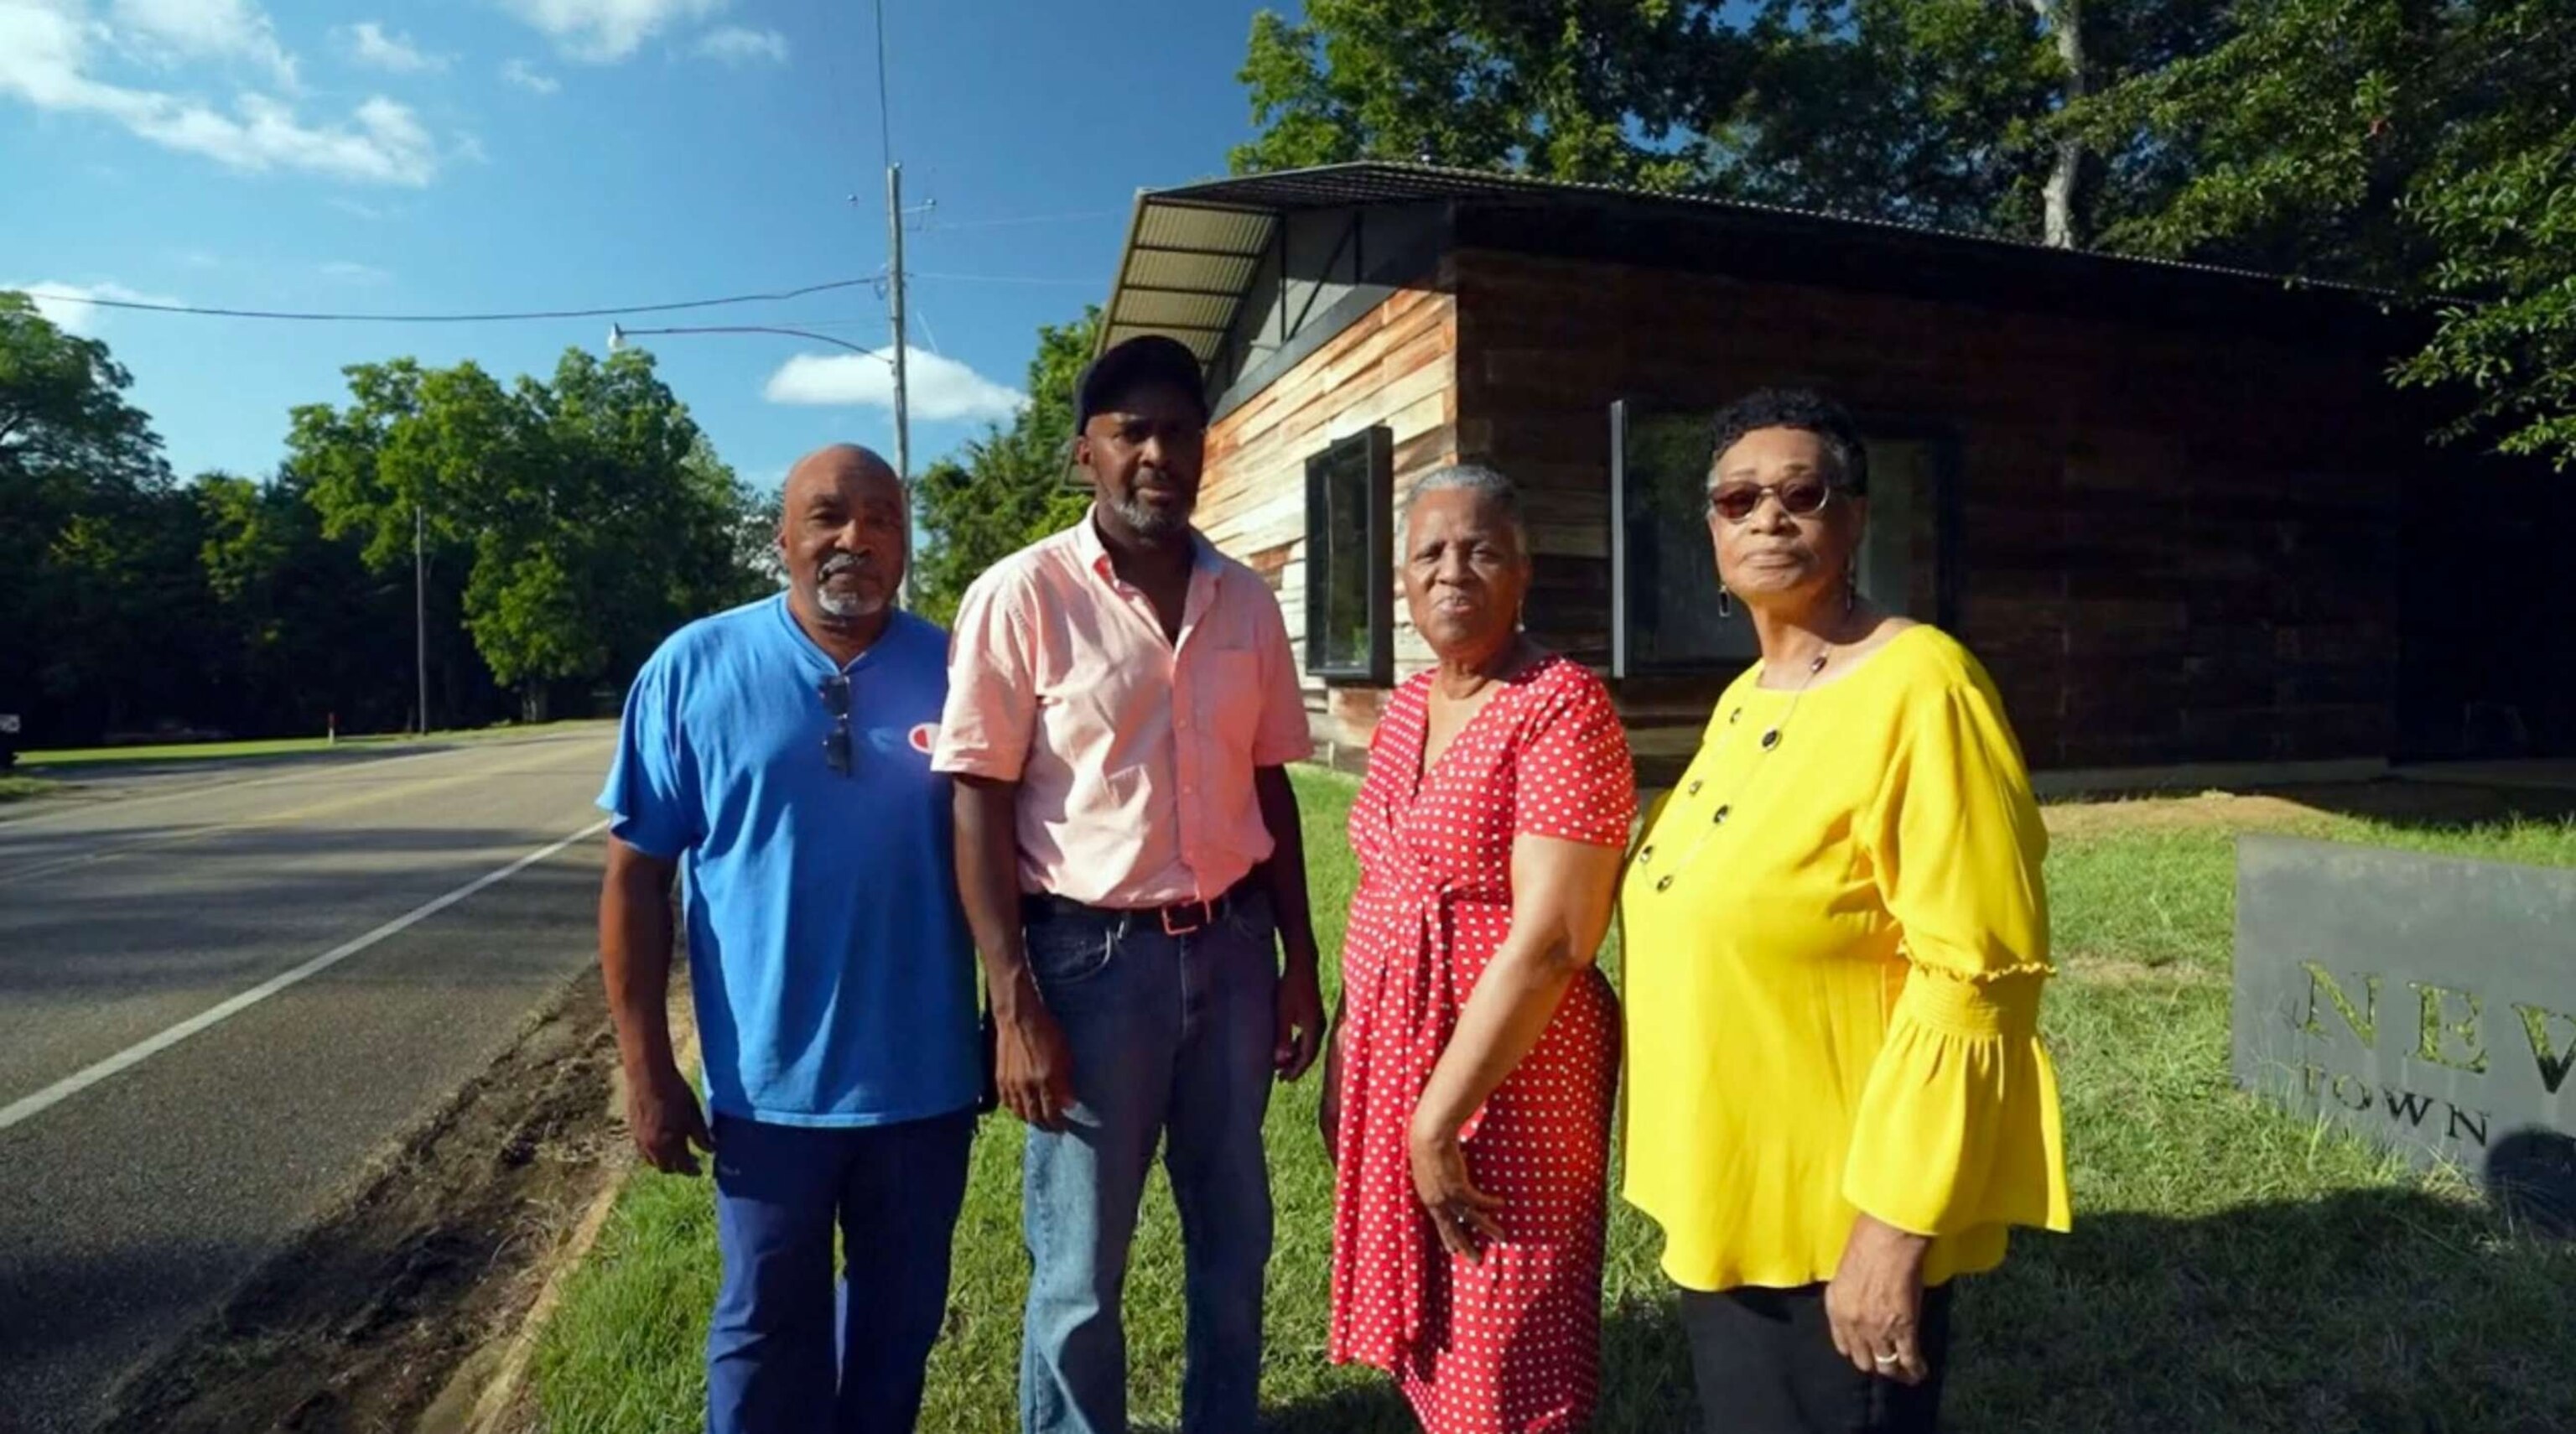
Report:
0,0,1283,491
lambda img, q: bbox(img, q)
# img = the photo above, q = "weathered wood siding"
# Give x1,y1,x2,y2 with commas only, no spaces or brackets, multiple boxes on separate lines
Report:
1447,247,2406,774
1196,242,2413,777
1200,275,1457,763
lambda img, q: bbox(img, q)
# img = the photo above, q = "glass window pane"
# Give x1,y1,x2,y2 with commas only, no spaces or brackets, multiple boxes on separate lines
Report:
1306,429,1385,678
1621,408,1754,667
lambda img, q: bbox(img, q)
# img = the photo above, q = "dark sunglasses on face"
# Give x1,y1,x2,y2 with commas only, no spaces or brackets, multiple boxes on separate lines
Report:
1708,476,1836,524
818,673,853,777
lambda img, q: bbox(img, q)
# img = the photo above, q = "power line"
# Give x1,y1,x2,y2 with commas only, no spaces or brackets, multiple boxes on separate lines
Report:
12,278,885,325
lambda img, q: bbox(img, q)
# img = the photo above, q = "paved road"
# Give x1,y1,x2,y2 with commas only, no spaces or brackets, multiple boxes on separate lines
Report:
0,726,621,1433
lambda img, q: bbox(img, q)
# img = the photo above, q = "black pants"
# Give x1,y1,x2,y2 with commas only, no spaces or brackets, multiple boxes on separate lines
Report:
1678,1281,1955,1434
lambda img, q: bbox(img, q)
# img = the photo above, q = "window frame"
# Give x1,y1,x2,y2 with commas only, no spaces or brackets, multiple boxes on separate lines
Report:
1611,398,1743,678
1303,424,1395,686
1610,398,1961,680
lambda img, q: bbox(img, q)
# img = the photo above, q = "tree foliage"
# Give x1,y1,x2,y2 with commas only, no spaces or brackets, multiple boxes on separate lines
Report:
286,346,771,716
1233,1,1724,188
0,293,189,734
1228,0,2227,241
2,290,771,744
911,309,1103,626
2075,0,2576,467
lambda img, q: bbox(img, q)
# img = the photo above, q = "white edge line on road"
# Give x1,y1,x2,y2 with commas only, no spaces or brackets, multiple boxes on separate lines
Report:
0,818,610,1134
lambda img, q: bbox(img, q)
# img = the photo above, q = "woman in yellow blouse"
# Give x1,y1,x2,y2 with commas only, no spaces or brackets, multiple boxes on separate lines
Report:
1621,388,2070,1433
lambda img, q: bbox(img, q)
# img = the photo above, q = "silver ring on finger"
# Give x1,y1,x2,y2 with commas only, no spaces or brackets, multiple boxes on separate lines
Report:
1872,1352,1902,1369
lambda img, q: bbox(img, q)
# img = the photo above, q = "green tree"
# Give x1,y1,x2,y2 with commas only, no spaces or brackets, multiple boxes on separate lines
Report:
288,346,770,720
195,469,408,733
1229,0,2231,247
2076,0,2576,466
0,293,168,497
1232,1,1722,188
911,309,1103,626
0,291,189,738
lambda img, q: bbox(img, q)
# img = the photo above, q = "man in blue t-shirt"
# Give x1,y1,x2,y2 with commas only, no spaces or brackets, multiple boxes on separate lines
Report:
598,444,979,1434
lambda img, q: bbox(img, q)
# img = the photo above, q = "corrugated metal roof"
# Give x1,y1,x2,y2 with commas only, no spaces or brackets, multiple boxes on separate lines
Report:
1146,160,2391,299
1097,195,1275,366
1080,159,2391,414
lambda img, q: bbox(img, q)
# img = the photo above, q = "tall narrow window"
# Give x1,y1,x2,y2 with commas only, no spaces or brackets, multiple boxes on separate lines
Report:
1306,425,1394,683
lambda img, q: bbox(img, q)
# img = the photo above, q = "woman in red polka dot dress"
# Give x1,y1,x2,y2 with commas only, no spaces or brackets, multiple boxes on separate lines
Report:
1324,465,1637,1433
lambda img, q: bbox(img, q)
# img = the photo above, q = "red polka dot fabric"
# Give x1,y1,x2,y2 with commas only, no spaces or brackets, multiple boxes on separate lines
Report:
1329,653,1637,1433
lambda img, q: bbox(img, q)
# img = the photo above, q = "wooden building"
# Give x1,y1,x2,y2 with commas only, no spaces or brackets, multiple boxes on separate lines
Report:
1087,163,2573,783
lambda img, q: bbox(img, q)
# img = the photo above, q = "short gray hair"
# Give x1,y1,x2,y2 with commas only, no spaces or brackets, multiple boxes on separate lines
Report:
1408,463,1530,556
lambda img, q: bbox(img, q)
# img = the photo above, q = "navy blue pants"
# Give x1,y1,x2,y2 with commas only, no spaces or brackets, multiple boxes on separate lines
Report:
706,1109,975,1434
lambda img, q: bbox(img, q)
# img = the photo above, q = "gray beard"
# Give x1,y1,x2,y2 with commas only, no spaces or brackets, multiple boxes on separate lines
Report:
1111,491,1191,541
814,585,886,620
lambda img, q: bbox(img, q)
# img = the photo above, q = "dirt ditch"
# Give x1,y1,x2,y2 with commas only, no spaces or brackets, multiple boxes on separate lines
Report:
89,975,630,1434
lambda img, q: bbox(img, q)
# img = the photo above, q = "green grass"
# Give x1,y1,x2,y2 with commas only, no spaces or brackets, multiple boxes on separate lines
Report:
19,720,596,768
532,776,2576,1434
0,775,60,805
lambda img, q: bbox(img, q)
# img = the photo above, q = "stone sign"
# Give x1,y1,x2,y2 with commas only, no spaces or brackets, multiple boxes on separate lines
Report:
2233,835,2576,1231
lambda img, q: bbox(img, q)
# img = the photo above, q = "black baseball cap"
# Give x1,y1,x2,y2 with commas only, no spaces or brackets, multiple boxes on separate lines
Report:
1073,334,1208,433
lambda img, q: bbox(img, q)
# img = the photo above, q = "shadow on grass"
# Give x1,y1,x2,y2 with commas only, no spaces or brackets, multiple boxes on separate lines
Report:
1953,1187,2576,1434
1256,1297,1696,1432
2250,779,2576,832
1264,1186,2576,1434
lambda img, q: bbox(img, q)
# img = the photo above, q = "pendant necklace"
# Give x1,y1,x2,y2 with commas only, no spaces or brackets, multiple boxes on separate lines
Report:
1635,642,1836,895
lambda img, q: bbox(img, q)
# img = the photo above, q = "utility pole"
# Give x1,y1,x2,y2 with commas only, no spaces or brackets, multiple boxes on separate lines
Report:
886,161,912,607
413,501,429,735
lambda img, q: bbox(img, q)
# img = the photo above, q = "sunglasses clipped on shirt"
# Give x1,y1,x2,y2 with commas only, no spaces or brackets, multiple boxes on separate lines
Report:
818,673,854,777
1706,475,1839,525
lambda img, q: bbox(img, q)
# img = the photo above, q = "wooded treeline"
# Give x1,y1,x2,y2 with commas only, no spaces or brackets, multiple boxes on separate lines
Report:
0,291,774,746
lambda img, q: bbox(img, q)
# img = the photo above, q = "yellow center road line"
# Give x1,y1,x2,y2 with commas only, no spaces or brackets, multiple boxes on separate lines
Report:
0,740,613,887
0,818,612,1132
0,742,470,830
0,726,615,831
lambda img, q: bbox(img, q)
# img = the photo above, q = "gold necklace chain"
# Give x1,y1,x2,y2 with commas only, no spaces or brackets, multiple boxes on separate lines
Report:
1634,645,1835,895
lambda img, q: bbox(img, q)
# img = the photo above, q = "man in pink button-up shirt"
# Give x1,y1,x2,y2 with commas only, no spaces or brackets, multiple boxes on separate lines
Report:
934,334,1323,1434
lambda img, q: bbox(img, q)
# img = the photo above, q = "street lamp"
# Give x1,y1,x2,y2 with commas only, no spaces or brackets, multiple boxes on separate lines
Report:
606,322,896,362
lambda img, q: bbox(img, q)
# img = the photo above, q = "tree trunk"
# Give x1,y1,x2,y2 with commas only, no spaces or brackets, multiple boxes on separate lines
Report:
2033,0,2085,249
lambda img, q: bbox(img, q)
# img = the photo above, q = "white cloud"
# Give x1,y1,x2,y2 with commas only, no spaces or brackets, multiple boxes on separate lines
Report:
320,260,390,284
0,1,439,185
451,128,489,164
329,196,387,220
764,347,1030,423
110,0,296,88
500,0,725,63
501,57,559,94
342,22,444,74
8,279,184,336
693,24,786,66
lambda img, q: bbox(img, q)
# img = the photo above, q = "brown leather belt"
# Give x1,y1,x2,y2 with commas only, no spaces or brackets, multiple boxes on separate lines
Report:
1022,881,1246,938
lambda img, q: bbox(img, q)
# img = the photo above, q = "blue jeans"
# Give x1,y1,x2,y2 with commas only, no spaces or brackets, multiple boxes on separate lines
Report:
707,1109,974,1434
1018,888,1280,1434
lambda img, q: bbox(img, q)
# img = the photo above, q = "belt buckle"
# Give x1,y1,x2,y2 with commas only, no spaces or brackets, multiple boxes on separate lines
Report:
1161,901,1207,937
